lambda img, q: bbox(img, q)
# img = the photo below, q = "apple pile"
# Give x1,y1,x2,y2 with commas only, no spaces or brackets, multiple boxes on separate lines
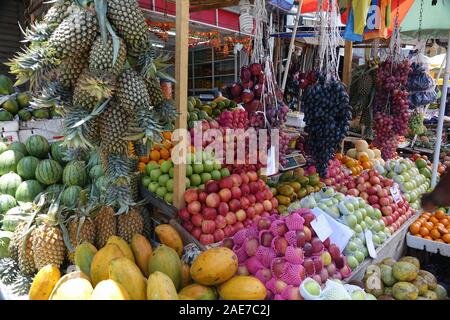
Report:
323,159,354,188
179,171,278,245
221,208,352,300
335,170,415,233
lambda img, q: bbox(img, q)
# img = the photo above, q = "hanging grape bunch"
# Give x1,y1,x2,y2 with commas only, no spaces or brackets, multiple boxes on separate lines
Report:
408,109,426,135
373,58,411,159
302,75,352,176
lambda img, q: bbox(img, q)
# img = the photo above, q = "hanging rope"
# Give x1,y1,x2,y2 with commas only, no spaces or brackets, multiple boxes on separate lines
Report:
389,0,402,62
251,0,267,64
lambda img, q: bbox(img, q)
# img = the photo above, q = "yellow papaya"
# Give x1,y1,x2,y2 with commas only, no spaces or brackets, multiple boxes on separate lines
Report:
90,244,124,286
179,284,218,300
289,182,301,192
154,224,183,257
131,234,152,277
180,262,192,289
147,271,178,300
276,195,291,206
148,244,182,290
29,264,61,300
50,278,93,300
190,247,237,286
218,276,266,300
277,185,294,197
49,271,90,300
74,242,97,278
91,280,130,300
107,236,135,262
108,257,146,300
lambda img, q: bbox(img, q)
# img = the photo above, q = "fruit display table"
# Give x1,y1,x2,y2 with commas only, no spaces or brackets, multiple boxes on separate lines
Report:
346,212,420,282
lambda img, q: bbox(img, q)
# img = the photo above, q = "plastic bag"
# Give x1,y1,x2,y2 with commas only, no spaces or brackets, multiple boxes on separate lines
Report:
408,62,435,91
409,89,438,108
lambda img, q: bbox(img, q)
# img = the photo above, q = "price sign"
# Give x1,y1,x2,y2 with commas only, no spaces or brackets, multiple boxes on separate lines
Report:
311,214,333,242
364,229,377,259
390,184,402,204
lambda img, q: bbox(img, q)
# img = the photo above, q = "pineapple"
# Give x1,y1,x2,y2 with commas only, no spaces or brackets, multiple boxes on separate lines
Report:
99,101,130,154
115,69,152,114
117,207,144,243
10,273,34,296
43,0,73,27
59,56,88,90
146,77,164,107
63,105,100,150
94,206,117,248
130,171,141,201
18,228,37,275
89,35,127,77
8,222,27,261
139,206,152,239
32,222,66,271
106,183,134,214
0,258,20,285
67,215,96,262
48,5,98,60
107,0,149,54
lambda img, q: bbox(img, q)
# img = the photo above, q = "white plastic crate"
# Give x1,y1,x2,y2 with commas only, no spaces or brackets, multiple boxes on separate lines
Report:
19,129,64,143
1,131,19,142
406,232,450,257
0,120,19,132
19,119,63,132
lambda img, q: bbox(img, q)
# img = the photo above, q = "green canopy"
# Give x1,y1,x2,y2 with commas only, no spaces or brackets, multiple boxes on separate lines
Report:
401,1,450,40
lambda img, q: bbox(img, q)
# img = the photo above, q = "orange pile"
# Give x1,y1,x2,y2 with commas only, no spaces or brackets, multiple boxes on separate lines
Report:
409,210,450,244
336,153,372,176
138,131,173,172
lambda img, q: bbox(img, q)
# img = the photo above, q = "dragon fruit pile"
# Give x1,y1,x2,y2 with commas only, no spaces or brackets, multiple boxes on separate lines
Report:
222,208,352,300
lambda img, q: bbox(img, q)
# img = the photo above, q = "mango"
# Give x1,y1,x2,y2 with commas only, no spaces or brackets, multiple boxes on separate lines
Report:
147,271,178,300
29,264,61,300
49,271,90,300
277,185,294,197
289,182,301,192
148,244,182,290
180,262,192,289
392,261,418,281
392,281,419,300
218,276,266,300
90,244,124,286
190,247,237,286
276,195,291,206
74,242,97,278
107,236,135,262
108,257,146,300
131,234,152,277
179,284,217,300
91,280,130,300
50,278,93,300
154,224,183,256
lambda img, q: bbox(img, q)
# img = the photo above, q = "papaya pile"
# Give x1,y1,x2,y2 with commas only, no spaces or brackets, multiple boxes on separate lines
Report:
28,225,266,300
187,96,236,130
363,256,447,300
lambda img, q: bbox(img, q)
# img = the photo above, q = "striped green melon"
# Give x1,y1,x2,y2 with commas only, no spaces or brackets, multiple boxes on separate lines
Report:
35,159,63,185
63,161,87,187
8,142,27,156
15,180,44,203
45,184,64,200
0,141,8,154
2,206,31,231
95,176,108,191
0,194,17,215
89,164,104,180
25,135,50,158
61,185,82,207
0,150,24,175
0,172,22,196
16,156,40,180
51,141,67,165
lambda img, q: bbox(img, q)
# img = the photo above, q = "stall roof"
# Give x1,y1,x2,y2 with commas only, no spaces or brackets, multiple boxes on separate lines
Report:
167,0,247,12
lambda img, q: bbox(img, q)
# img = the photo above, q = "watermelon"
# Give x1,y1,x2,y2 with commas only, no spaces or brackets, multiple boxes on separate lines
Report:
0,75,14,95
46,184,64,200
0,231,13,258
32,109,50,119
18,109,32,121
0,150,24,175
63,161,87,187
0,172,22,196
15,180,44,203
0,109,13,121
0,141,7,154
25,135,50,158
35,159,63,185
51,141,67,165
61,185,82,207
17,156,40,180
1,206,31,231
95,176,107,190
0,194,17,215
8,141,28,156
89,164,104,180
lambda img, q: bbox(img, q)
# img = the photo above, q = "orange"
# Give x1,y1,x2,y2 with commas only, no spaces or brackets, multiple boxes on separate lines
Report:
150,150,160,161
336,153,344,161
424,221,434,231
429,216,439,225
153,144,161,151
158,159,165,165
362,162,372,170
430,228,441,240
440,218,449,227
416,218,426,225
420,213,430,220
163,140,172,150
435,210,446,220
442,234,450,244
140,156,150,164
359,154,370,162
414,234,422,238
409,223,420,235
424,236,433,240
419,227,430,237
138,162,146,173
162,131,172,140
160,148,170,160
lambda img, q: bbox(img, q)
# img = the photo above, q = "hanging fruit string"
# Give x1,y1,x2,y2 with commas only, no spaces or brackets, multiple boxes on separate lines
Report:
389,0,402,63
251,0,267,64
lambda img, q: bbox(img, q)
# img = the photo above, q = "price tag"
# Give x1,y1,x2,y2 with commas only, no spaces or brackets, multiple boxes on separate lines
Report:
390,184,402,204
364,229,377,259
311,214,333,242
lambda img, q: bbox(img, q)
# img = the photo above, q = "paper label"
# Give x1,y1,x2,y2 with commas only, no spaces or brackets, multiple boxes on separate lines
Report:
311,214,333,242
311,207,354,253
364,229,377,259
264,146,278,176
390,184,402,204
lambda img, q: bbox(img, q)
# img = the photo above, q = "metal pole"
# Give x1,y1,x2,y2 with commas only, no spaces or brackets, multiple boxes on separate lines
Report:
281,0,303,91
431,30,450,188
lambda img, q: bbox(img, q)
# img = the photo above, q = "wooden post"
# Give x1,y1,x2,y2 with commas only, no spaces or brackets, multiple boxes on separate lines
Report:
342,40,353,88
173,0,189,209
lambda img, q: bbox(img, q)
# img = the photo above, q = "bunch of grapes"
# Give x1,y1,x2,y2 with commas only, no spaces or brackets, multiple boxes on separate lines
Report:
302,77,352,177
249,112,266,129
373,58,411,159
278,131,292,167
265,102,289,127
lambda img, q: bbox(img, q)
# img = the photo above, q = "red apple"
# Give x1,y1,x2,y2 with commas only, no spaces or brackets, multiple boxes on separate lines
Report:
313,257,324,272
218,202,229,216
381,205,393,216
247,171,258,182
303,213,315,227
203,207,217,220
368,195,379,205
229,199,241,212
187,200,201,214
178,208,190,221
240,173,250,184
360,192,369,201
205,180,219,193
260,230,274,247
270,197,278,209
231,186,242,200
246,206,256,219
182,220,194,232
264,188,273,200
258,218,271,230
303,258,315,275
367,187,377,196
369,176,380,185
311,237,324,254
348,188,360,196
191,214,203,227
230,174,243,187
377,188,388,198
296,231,307,247
379,197,390,206
191,227,202,239
184,189,198,203
233,221,245,232
303,243,313,257
223,225,234,237
202,220,216,234
271,258,287,278
241,184,250,196
214,229,225,242
254,203,264,215
225,212,237,225
303,226,312,241
219,188,232,202
236,209,247,222
257,179,266,191
215,215,227,229
206,193,220,208
240,197,250,210
249,182,259,194
328,244,341,261
255,191,265,203
247,194,256,205
200,234,214,245
274,237,288,255
245,237,259,256
198,191,207,203
219,176,233,189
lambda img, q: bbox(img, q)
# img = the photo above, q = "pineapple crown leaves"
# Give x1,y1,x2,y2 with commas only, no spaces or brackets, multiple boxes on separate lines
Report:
30,79,70,110
77,72,115,102
18,21,53,44
139,50,175,83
